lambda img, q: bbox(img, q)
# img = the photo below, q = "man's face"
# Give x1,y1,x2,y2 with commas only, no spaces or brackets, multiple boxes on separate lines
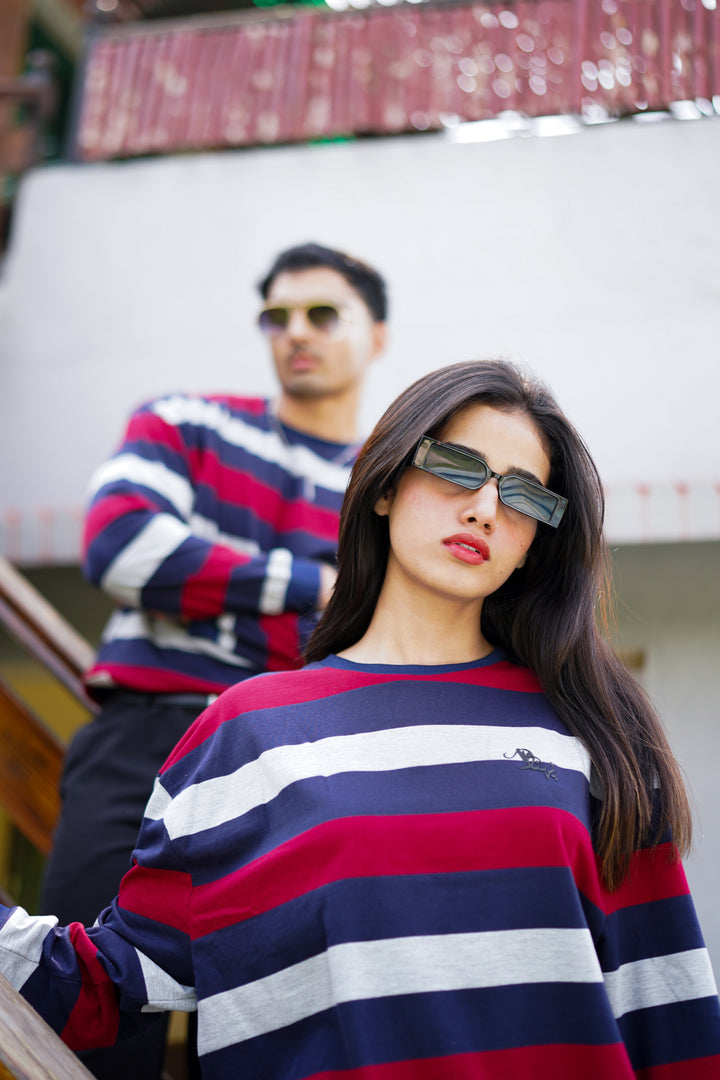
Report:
262,267,385,403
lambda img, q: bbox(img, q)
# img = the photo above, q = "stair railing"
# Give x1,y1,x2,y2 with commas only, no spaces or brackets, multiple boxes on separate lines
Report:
0,555,100,1078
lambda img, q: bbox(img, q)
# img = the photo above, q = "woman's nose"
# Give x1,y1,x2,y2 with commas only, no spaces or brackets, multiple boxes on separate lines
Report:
460,480,500,531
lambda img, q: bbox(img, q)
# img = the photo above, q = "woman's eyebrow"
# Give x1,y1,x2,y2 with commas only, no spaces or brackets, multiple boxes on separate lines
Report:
445,441,545,487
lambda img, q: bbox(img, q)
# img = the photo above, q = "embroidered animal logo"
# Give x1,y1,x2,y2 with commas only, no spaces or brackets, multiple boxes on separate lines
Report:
504,747,558,781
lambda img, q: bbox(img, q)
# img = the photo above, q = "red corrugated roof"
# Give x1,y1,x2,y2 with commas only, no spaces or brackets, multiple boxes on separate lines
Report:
73,0,720,160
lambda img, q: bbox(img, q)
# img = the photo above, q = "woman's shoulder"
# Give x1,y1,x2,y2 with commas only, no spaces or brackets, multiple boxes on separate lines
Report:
158,667,333,770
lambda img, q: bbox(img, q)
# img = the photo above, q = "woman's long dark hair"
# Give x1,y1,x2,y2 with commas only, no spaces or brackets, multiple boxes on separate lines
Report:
306,359,691,889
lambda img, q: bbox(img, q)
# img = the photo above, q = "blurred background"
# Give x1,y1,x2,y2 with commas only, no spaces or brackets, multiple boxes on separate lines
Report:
0,0,718,1049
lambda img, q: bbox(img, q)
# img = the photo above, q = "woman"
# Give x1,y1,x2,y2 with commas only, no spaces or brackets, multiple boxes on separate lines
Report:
1,359,719,1079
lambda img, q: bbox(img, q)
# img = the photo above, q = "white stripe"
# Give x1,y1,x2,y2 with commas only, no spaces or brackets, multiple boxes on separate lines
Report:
198,927,601,1054
136,950,197,1013
144,776,173,821
152,396,351,494
101,610,252,669
259,548,293,615
0,908,58,990
160,725,591,840
216,612,239,654
604,948,718,1019
88,453,194,517
101,514,192,606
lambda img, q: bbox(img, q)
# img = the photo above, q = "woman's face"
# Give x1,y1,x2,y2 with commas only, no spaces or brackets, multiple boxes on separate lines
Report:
375,403,551,616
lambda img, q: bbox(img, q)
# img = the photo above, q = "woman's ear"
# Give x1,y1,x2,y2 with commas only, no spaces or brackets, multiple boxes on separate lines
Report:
374,491,393,517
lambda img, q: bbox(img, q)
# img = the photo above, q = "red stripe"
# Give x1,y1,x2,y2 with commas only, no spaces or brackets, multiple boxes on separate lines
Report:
440,660,542,692
189,807,599,938
85,662,224,697
636,1056,720,1080
206,394,267,415
125,409,186,455
162,662,544,768
305,1043,635,1079
599,843,689,913
188,809,692,939
82,492,154,551
118,863,193,932
61,923,120,1051
259,612,304,672
186,446,341,541
179,543,249,619
162,667,396,768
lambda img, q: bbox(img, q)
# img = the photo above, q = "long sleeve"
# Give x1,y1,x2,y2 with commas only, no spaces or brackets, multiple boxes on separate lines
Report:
0,786,197,1052
592,832,720,1076
81,394,354,691
82,398,324,621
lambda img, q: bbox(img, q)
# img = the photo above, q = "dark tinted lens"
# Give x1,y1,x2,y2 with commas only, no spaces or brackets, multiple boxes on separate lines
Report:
498,476,565,525
418,441,489,489
414,438,567,526
307,305,340,333
258,307,289,334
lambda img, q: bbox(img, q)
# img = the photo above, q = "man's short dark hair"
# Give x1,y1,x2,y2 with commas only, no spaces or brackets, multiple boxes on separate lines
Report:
258,243,388,323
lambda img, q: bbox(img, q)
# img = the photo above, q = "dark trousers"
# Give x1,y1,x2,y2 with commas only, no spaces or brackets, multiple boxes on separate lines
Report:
40,691,209,1080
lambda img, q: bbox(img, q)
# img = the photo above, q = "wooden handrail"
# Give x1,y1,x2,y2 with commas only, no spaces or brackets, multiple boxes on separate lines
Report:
0,677,64,856
0,564,100,1078
0,565,185,1080
0,554,99,854
0,971,95,1080
0,555,97,713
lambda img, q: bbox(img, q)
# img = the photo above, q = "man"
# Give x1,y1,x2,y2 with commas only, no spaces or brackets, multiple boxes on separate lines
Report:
39,242,388,1080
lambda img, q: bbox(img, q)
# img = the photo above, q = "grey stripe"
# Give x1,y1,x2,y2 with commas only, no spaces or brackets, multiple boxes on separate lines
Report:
604,948,718,1019
198,927,602,1054
160,724,590,841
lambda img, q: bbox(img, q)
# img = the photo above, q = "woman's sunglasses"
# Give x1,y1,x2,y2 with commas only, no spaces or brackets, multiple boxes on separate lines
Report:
257,302,349,337
412,436,568,527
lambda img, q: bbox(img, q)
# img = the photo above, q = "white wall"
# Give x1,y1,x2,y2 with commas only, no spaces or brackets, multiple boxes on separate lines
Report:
612,541,720,979
0,113,719,559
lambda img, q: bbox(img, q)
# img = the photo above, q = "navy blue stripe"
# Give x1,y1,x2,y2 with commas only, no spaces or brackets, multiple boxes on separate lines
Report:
618,997,720,1068
143,538,220,610
93,906,194,991
95,638,263,683
194,482,344,545
23,964,82,1037
120,436,191,479
201,983,621,1080
170,762,591,880
196,867,595,988
601,894,708,967
160,679,568,795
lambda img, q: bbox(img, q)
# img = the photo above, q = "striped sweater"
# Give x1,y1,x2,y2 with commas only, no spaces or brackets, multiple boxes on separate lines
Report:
2,653,719,1078
82,393,356,695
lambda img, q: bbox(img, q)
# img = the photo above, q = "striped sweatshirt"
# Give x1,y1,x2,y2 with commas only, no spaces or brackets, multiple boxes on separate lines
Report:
2,652,719,1078
82,393,356,695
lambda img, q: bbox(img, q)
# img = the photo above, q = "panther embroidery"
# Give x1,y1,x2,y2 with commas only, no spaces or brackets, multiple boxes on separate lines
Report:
504,747,558,781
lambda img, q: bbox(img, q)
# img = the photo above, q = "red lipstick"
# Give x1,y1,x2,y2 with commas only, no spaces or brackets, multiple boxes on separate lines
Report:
442,532,490,565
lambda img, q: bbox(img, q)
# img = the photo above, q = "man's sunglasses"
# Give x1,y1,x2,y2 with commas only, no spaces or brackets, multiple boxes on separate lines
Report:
257,302,350,337
412,436,568,527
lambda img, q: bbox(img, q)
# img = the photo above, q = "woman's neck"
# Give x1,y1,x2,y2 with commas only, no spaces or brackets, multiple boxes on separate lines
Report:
338,591,493,667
